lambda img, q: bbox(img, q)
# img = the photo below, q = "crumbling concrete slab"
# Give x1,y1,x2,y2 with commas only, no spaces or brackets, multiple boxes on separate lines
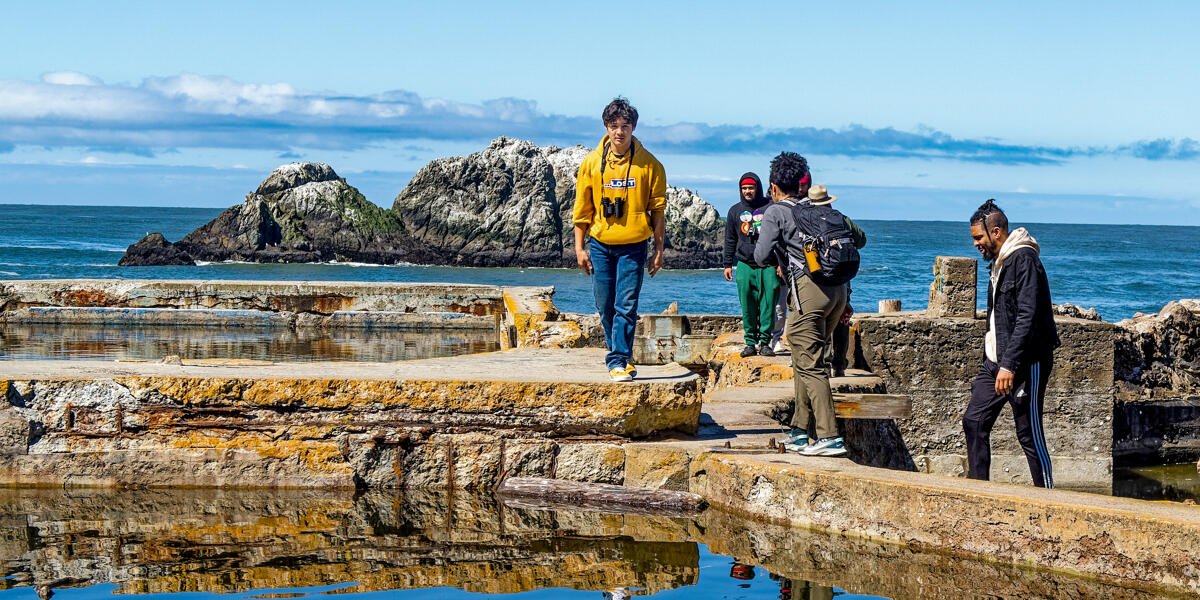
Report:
690,450,1200,596
0,349,700,488
0,279,508,316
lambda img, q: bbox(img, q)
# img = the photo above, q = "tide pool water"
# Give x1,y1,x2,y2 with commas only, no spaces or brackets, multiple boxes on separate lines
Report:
0,488,1173,600
1,204,1197,321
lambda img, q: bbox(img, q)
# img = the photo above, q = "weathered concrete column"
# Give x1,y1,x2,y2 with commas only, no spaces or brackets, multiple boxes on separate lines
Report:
878,299,902,313
928,256,977,317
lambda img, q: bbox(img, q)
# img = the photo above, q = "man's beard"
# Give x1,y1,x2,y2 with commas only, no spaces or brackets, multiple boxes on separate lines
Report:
981,246,998,262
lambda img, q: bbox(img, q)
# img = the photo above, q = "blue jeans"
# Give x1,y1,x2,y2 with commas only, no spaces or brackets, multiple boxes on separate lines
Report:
589,236,647,370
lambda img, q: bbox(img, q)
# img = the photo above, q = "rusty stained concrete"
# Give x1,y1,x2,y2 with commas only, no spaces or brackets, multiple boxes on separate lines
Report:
0,279,507,316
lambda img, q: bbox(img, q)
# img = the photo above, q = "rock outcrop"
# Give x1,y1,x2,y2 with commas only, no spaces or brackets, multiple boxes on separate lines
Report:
120,163,414,266
120,139,727,269
1053,302,1103,321
118,233,195,266
392,138,564,266
1115,299,1200,395
394,137,724,268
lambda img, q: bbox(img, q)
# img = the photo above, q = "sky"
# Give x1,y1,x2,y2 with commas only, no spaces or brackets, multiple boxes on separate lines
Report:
1,1,1198,224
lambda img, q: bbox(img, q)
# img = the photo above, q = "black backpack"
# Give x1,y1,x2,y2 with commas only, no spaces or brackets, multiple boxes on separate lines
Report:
788,201,860,285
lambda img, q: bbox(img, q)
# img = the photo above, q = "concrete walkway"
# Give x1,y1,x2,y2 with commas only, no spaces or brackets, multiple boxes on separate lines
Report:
1,347,695,385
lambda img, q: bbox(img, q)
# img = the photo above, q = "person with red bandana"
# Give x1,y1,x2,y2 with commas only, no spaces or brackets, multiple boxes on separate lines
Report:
723,171,781,357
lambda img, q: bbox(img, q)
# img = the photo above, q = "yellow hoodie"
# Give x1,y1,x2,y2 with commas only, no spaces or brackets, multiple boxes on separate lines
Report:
572,135,667,245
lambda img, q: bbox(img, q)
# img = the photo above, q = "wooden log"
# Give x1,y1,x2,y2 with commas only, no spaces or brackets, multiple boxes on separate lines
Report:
834,393,912,419
878,299,902,313
497,477,706,515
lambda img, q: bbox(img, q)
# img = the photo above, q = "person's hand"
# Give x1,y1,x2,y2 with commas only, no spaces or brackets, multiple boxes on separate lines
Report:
648,250,664,277
995,368,1014,396
723,267,733,281
576,248,592,275
775,266,783,279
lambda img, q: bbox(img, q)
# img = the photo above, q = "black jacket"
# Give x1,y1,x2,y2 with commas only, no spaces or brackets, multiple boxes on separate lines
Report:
987,247,1061,371
722,172,770,268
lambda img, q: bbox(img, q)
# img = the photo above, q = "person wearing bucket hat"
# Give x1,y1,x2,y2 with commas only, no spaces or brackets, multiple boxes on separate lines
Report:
807,185,836,205
807,184,858,377
723,172,781,357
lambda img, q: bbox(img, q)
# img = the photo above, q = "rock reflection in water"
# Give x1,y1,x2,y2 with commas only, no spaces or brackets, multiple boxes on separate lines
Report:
0,488,697,596
0,323,500,362
698,508,1185,600
0,488,1184,600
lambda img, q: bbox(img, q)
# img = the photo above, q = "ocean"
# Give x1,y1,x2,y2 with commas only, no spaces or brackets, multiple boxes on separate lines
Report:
1,204,1197,321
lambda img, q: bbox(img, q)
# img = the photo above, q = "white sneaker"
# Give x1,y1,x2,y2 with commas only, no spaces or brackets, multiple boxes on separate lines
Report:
772,339,786,354
800,436,847,457
781,428,809,452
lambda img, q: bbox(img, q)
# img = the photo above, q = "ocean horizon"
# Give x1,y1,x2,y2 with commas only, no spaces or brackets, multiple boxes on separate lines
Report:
2,203,1197,322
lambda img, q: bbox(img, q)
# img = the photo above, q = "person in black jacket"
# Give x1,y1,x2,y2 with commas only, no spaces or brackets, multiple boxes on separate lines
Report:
964,199,1061,488
722,172,780,357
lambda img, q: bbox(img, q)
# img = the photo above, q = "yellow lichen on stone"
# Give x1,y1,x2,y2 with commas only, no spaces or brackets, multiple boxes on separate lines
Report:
624,444,691,491
525,320,585,348
504,289,556,347
121,377,248,405
170,431,347,473
708,333,794,388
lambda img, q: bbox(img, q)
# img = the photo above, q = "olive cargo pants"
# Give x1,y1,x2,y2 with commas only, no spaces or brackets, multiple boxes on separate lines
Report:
785,275,848,440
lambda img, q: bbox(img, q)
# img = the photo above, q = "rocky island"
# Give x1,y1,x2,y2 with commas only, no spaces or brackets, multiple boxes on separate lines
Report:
120,138,725,269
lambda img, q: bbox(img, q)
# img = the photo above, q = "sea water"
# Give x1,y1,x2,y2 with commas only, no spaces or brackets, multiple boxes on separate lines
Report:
1,204,1197,321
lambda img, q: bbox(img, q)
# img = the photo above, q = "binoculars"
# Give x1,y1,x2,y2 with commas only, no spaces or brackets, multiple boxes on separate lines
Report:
601,196,626,218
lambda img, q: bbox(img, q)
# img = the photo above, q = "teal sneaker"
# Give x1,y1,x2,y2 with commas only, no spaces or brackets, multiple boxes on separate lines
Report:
781,428,809,452
800,436,847,457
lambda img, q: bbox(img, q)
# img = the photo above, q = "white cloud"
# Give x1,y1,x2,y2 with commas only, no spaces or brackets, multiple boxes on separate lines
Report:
0,72,1194,167
41,71,102,86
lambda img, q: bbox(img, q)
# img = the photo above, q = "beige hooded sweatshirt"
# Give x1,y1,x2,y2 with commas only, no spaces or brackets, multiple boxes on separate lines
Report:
985,227,1039,366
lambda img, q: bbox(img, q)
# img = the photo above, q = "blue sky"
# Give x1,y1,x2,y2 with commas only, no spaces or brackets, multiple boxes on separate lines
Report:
1,1,1197,224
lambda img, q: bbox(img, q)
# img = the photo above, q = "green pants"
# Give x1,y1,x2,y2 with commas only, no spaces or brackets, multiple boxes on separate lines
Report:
735,261,781,346
785,276,848,440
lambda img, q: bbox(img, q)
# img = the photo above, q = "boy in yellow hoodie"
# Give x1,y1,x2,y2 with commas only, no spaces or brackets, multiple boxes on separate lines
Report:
573,98,667,381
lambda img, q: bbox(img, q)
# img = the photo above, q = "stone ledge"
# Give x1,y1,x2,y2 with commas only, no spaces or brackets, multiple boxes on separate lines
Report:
0,279,508,316
690,451,1200,595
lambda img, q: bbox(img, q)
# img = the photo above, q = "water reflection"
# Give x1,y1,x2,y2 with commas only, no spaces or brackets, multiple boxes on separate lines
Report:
0,324,500,362
1114,464,1200,503
0,488,697,596
0,488,1183,600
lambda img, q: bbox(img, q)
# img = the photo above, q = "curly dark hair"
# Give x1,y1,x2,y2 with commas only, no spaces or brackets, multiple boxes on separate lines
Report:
768,152,810,196
970,198,1009,232
602,97,638,127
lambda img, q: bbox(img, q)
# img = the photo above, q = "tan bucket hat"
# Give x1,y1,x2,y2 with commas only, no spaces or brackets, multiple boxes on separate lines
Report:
808,185,837,206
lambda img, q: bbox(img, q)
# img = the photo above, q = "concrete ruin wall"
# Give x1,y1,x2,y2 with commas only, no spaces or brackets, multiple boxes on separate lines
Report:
854,313,1115,486
0,279,506,317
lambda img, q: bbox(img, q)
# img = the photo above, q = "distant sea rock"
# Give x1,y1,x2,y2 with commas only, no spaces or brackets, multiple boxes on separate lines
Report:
120,138,726,269
120,163,415,266
392,138,564,267
393,137,724,268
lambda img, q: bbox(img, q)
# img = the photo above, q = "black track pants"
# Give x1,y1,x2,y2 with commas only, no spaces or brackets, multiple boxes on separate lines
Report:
963,358,1055,488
